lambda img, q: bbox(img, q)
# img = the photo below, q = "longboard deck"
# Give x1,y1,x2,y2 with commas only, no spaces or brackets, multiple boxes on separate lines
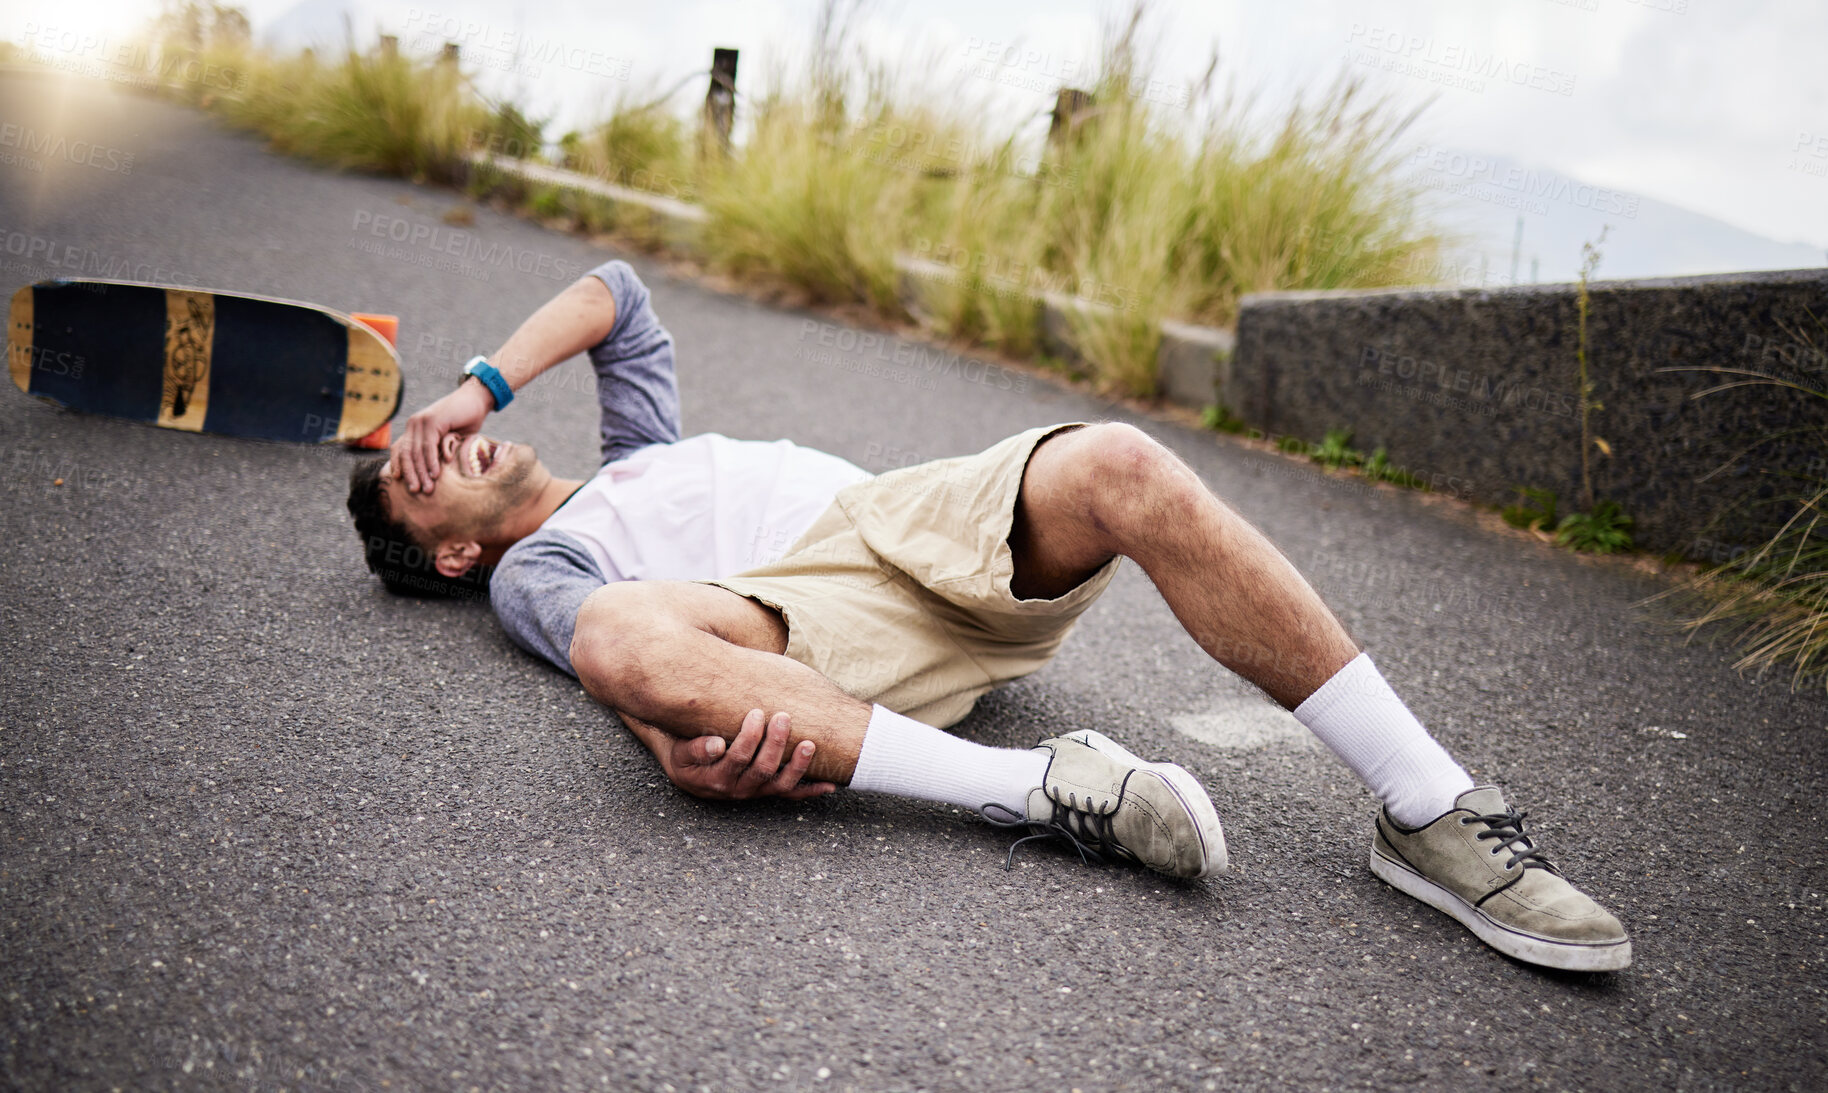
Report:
8,279,402,444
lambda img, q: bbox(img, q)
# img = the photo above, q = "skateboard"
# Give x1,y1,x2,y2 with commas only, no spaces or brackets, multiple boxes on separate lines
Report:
8,279,402,447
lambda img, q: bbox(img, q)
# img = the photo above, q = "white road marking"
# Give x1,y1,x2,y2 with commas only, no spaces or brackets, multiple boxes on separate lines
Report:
1169,695,1319,751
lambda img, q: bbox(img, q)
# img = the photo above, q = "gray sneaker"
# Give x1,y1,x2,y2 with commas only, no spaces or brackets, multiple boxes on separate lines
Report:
983,730,1227,879
1371,786,1631,972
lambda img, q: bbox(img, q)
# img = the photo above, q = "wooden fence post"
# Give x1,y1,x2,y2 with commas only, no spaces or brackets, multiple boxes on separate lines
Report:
1048,88,1093,147
701,48,738,157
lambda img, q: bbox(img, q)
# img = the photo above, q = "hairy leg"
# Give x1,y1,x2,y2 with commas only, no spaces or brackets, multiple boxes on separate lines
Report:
570,581,871,784
1011,423,1360,709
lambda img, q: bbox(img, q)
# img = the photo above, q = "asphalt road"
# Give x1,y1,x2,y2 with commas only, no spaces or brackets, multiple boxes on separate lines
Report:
2,71,1824,1092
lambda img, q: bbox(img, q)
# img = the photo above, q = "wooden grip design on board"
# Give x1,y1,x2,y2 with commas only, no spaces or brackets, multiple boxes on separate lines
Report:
8,285,32,393
158,290,214,430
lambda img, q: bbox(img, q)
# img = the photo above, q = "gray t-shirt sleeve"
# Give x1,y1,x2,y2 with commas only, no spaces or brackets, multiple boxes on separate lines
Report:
490,528,605,676
585,259,682,465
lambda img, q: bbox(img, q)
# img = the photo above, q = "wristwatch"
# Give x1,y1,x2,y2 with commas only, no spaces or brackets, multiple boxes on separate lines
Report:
461,355,514,410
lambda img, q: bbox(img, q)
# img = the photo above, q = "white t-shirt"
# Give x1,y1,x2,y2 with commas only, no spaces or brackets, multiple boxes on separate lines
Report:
490,433,869,674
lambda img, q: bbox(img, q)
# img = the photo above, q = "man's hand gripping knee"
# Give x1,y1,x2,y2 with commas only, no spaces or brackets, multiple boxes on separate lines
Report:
625,709,836,802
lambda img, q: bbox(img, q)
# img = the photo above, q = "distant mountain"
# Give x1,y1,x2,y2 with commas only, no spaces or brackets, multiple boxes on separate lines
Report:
1404,149,1825,284
262,0,371,53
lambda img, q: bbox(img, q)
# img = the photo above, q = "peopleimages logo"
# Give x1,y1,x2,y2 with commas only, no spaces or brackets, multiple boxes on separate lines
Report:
402,9,633,79
958,38,1086,80
349,211,582,281
9,450,147,495
0,124,135,174
797,320,1029,394
1790,131,1828,180
1345,25,1577,97
1358,346,1577,419
0,228,199,284
1408,146,1640,219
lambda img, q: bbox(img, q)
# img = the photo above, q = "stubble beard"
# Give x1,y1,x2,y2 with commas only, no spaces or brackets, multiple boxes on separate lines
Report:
471,445,541,539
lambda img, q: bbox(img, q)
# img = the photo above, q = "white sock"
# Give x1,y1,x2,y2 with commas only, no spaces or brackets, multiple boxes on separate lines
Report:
1293,653,1474,827
849,705,1049,815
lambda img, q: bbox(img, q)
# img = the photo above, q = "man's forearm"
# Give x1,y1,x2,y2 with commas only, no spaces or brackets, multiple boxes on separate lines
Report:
388,274,623,495
617,705,838,802
485,274,618,393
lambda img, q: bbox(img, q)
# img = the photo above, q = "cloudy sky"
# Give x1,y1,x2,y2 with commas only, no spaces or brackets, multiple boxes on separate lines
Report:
11,0,1826,257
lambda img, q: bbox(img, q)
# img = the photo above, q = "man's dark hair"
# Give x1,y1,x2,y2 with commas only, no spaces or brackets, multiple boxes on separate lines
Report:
346,458,492,601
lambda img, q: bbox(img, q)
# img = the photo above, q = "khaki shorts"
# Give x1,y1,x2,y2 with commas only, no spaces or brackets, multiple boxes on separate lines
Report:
703,423,1119,727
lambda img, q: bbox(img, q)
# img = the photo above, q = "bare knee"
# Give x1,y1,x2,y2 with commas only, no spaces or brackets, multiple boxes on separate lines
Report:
1066,423,1206,540
1082,422,1173,480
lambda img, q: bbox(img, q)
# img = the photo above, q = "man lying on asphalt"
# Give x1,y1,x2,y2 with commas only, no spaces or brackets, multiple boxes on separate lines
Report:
346,259,1631,972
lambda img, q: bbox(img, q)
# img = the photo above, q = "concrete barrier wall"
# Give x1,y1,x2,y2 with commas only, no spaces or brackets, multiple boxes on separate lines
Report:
1231,269,1828,556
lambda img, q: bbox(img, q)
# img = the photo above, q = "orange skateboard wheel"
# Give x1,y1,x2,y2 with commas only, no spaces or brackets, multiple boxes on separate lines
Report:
348,312,399,450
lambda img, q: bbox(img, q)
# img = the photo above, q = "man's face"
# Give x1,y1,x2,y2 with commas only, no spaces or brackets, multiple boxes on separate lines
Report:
382,432,545,549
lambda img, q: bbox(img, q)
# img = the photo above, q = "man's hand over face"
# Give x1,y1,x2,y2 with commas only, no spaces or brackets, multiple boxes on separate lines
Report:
662,710,837,801
392,379,495,494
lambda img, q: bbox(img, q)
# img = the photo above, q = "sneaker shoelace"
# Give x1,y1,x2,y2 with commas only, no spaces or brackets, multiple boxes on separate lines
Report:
1462,807,1557,873
980,792,1131,871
